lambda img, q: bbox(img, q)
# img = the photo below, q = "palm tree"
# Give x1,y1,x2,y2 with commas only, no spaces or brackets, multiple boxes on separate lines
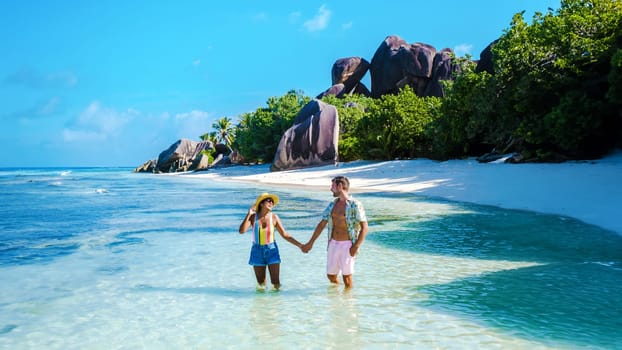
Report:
199,131,218,143
212,117,235,151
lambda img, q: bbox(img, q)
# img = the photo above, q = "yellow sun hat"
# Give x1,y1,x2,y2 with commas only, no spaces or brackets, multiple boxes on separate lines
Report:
253,192,279,210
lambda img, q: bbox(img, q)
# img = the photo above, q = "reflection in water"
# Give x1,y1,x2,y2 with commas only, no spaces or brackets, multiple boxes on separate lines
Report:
325,287,362,348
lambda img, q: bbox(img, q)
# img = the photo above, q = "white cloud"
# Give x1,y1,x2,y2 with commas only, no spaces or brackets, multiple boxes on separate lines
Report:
63,101,135,142
454,44,473,57
342,21,353,30
304,5,331,32
173,110,213,140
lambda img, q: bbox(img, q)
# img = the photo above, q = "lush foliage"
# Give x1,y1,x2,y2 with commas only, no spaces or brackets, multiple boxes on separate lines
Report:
355,86,442,159
319,94,371,161
487,0,622,160
608,47,622,105
232,90,310,163
432,62,505,159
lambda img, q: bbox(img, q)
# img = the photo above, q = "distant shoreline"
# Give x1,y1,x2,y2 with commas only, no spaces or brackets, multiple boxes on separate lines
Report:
179,150,622,236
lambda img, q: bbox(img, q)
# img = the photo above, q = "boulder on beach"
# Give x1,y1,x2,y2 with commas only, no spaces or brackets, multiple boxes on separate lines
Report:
271,99,339,171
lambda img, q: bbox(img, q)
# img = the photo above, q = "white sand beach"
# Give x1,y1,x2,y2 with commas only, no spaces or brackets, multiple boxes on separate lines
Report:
186,149,622,235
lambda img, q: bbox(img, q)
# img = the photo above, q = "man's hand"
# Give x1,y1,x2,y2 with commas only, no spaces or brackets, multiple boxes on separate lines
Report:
349,245,359,257
301,242,313,253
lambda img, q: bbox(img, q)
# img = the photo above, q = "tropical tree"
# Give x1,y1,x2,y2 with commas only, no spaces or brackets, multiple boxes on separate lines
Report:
427,54,507,160
356,86,442,160
212,116,235,151
199,131,218,143
320,93,373,162
490,0,622,160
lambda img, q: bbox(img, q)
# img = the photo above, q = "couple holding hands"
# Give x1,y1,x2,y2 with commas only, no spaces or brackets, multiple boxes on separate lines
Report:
238,176,368,291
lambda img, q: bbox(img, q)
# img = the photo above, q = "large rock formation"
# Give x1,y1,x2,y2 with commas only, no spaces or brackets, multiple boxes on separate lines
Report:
331,57,371,96
369,35,408,98
145,139,213,173
134,139,234,173
317,57,372,99
475,39,498,75
317,83,348,99
424,48,462,97
271,99,339,171
369,35,459,98
134,159,157,173
317,35,466,100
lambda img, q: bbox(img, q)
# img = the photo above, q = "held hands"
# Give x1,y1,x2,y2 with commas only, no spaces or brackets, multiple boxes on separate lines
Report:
301,242,313,254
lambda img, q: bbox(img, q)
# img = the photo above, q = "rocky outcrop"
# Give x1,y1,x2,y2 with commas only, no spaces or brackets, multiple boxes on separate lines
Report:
134,139,233,173
368,35,408,98
137,139,213,173
475,39,498,75
134,159,157,173
369,35,459,98
318,35,466,100
190,153,211,171
331,57,371,96
424,48,462,97
317,57,372,99
317,83,347,99
271,99,339,171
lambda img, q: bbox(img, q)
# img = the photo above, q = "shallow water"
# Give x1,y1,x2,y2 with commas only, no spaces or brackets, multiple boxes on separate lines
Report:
0,168,620,349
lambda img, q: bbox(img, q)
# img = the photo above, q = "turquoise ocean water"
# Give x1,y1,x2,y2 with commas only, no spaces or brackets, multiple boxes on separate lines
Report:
0,167,621,349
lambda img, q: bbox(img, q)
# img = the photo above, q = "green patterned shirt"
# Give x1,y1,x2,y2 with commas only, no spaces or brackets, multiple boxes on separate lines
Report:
321,196,367,244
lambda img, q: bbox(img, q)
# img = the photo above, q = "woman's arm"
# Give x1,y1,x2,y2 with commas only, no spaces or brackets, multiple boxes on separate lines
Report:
239,207,255,234
274,214,302,248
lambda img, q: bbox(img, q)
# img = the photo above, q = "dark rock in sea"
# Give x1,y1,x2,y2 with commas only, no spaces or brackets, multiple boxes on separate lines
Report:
134,159,157,173
155,139,213,173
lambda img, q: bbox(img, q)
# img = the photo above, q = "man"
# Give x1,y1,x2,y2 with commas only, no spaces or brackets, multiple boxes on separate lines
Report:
303,176,368,288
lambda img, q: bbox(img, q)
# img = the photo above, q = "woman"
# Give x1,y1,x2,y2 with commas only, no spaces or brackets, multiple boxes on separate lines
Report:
239,192,302,291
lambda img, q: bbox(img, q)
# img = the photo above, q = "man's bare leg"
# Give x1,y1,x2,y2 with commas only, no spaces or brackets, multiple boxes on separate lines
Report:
327,274,340,284
343,274,353,288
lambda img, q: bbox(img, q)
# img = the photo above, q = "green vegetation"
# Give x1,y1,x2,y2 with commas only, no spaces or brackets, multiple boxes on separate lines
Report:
200,0,622,164
356,86,442,160
231,90,310,163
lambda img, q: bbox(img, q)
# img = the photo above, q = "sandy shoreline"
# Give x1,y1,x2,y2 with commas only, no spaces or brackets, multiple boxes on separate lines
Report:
181,150,622,235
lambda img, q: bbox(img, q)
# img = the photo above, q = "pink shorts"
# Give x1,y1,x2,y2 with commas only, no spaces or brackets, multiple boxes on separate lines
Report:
327,239,355,276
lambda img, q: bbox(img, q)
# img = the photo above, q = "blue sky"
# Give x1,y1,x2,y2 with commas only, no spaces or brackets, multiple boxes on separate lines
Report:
0,1,560,167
